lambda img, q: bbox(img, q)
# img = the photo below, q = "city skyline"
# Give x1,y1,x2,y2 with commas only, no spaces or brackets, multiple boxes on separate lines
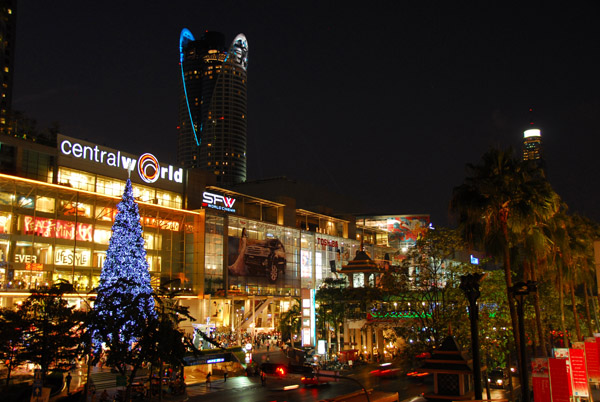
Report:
11,2,600,225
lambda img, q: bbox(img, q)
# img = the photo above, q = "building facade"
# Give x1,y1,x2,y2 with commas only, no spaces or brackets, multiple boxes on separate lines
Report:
178,29,248,186
0,0,16,133
0,133,413,348
523,127,542,162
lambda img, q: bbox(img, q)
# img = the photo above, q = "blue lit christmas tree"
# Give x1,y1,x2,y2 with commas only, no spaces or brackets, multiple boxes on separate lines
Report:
91,179,156,356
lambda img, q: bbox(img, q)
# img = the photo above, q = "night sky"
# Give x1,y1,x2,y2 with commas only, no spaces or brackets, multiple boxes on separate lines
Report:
12,2,600,226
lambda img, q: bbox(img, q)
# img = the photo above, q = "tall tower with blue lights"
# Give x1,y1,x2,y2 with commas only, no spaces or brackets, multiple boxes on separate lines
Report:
178,29,248,186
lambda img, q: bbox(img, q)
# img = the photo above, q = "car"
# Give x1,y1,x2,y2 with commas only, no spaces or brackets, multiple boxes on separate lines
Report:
370,363,402,378
406,370,431,380
488,369,508,389
301,373,331,387
260,362,288,377
244,239,286,282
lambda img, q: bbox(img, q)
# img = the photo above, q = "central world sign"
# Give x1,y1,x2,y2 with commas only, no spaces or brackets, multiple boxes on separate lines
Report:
60,139,183,184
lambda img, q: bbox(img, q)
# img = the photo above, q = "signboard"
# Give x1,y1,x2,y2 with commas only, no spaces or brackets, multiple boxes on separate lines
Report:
182,353,229,366
585,338,600,382
24,216,93,241
532,358,551,402
569,347,589,397
54,247,91,266
553,348,573,396
202,191,236,213
59,135,183,185
549,358,571,402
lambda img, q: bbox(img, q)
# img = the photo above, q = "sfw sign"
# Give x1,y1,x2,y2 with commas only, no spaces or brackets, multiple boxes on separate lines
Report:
60,138,183,184
202,192,236,213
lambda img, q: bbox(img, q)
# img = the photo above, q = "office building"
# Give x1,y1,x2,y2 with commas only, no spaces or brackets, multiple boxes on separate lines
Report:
523,128,542,162
0,0,16,133
178,29,248,186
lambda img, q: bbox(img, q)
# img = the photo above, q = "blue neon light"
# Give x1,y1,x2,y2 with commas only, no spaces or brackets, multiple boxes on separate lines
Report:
179,28,200,146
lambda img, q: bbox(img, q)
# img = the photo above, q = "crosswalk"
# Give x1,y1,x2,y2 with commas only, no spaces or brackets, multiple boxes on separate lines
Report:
89,368,149,391
186,382,261,397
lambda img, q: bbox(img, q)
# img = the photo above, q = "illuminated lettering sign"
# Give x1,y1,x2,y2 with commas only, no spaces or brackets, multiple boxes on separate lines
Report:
59,139,183,184
15,254,37,263
141,216,181,231
367,311,432,321
25,263,44,271
316,238,338,248
202,192,236,213
24,216,93,241
54,248,90,266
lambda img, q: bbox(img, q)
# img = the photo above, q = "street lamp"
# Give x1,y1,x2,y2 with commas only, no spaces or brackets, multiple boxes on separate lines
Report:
510,281,537,402
460,273,486,400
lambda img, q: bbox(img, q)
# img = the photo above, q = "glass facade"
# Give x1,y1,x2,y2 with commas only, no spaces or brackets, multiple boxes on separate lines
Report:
0,175,200,301
57,167,183,209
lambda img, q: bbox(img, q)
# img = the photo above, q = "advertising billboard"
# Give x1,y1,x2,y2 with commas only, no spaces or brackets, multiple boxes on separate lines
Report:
386,215,430,247
228,228,286,282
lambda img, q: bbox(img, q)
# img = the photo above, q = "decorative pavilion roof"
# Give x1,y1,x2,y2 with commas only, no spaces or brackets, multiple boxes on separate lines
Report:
339,249,380,274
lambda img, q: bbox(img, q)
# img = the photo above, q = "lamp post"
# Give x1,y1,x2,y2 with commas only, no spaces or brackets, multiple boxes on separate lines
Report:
460,273,486,400
510,281,536,402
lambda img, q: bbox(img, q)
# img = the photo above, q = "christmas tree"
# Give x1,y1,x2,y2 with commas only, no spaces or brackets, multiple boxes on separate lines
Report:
91,179,156,354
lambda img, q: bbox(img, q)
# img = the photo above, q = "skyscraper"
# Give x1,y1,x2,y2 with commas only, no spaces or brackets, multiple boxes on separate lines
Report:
522,109,542,163
178,29,248,186
523,128,542,161
0,0,16,133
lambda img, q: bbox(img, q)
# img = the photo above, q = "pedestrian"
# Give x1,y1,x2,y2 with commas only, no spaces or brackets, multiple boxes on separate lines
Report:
66,372,72,394
223,371,228,382
206,372,212,388
260,370,266,386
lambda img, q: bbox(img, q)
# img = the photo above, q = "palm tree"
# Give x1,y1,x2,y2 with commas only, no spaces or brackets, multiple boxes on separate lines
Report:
450,148,559,360
279,299,301,347
547,210,572,347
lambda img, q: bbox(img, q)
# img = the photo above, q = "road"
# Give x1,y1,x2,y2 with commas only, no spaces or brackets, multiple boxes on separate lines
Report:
185,348,432,402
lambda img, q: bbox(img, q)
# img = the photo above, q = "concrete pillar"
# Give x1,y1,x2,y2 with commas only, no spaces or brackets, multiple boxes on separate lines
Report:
366,326,373,361
343,319,349,350
376,328,385,359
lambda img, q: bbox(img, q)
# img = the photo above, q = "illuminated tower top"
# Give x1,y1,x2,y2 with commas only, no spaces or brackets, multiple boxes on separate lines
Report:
523,109,542,162
178,29,248,186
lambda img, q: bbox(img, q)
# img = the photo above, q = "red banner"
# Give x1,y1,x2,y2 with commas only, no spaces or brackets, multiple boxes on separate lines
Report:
549,358,571,402
569,348,589,397
585,338,600,382
532,358,551,402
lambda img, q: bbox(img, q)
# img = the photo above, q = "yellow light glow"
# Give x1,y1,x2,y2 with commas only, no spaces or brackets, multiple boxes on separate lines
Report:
524,129,541,138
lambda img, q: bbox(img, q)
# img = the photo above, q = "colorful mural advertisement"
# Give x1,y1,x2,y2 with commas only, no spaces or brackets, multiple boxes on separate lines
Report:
386,215,430,248
228,228,286,283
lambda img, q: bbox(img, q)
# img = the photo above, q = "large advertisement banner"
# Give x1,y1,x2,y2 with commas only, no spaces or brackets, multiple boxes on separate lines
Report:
386,215,429,247
569,347,589,397
228,229,286,283
532,358,551,402
548,358,570,402
584,338,600,382
553,348,573,396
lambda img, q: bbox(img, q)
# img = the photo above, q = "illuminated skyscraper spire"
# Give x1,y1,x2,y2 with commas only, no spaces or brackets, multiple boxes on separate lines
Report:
523,108,542,162
177,29,248,186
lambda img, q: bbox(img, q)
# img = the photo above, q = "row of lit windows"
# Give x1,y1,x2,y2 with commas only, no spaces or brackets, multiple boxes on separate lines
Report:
56,167,182,208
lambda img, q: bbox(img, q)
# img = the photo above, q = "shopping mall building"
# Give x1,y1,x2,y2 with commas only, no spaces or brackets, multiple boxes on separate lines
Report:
0,133,430,352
